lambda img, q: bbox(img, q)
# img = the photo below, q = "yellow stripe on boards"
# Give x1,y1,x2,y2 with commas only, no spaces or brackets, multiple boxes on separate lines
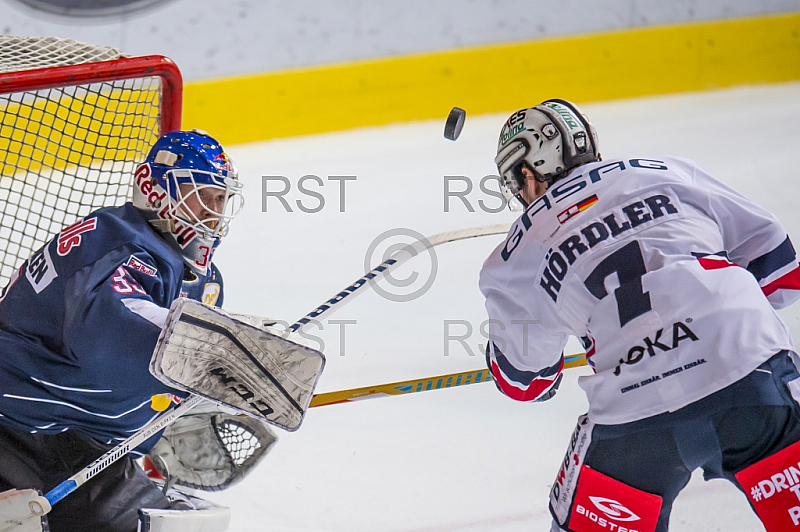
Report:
182,12,800,145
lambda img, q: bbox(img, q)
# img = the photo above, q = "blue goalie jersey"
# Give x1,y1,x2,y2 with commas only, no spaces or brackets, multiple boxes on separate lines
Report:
0,203,224,453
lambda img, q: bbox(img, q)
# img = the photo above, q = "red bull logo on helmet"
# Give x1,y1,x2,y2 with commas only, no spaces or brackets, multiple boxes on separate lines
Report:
213,152,236,174
134,163,167,208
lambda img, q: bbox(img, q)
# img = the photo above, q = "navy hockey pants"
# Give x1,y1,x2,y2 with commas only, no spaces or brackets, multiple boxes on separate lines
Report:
552,350,800,532
0,426,171,532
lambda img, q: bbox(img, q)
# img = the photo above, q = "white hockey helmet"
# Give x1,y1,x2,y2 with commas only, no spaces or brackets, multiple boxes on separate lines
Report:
495,99,600,208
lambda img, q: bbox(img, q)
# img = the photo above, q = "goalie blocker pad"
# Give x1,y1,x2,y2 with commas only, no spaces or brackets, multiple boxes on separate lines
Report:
150,299,326,431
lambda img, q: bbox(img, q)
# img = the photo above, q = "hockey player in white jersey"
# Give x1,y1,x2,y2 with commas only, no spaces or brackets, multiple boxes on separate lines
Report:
480,99,800,532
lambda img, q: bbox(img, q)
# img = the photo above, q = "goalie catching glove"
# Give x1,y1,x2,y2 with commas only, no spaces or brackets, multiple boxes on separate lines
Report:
147,401,277,492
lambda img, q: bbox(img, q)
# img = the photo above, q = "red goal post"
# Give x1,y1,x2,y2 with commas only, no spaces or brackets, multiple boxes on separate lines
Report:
0,36,183,287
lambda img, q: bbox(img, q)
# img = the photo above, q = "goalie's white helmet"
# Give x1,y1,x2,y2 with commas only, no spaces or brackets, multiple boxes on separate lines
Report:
132,130,244,273
495,99,600,209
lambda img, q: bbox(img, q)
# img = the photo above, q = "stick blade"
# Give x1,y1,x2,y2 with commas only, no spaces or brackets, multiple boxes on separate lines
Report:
444,107,466,140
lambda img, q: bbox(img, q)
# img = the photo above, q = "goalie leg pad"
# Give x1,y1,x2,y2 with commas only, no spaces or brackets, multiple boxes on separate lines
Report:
0,424,172,532
151,299,326,431
138,488,230,532
0,489,50,532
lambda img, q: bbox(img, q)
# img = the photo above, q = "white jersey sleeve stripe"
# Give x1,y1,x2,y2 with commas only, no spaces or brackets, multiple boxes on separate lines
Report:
121,297,169,328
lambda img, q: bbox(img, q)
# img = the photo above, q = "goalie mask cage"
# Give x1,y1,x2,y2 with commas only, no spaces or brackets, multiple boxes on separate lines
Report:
0,36,182,287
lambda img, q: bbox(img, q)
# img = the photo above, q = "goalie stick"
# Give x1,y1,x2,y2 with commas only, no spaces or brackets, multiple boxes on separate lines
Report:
41,352,587,507
288,223,512,333
36,223,514,514
39,394,205,508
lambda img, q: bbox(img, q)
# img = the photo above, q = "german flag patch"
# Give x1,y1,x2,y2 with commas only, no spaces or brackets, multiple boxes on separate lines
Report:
558,194,598,224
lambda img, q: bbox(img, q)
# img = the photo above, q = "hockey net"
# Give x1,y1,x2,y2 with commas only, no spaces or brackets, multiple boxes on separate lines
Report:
0,36,182,286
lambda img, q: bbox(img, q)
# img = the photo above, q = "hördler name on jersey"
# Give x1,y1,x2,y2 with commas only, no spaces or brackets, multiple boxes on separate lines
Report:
539,194,680,303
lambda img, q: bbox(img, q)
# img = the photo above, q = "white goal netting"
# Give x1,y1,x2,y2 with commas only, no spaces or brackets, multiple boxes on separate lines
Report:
0,36,182,286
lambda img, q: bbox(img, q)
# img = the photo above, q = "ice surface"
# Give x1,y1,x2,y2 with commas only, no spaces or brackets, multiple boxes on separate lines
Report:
206,83,800,531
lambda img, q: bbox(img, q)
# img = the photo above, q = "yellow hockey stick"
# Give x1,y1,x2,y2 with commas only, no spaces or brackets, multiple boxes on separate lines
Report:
310,351,588,407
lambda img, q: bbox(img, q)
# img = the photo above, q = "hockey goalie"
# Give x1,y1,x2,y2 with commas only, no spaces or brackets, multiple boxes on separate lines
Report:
0,130,324,532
